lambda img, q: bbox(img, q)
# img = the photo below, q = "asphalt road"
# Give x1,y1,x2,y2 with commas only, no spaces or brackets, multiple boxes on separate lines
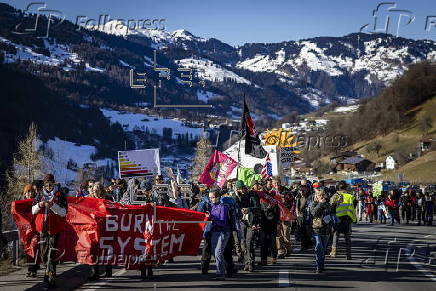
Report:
76,222,436,291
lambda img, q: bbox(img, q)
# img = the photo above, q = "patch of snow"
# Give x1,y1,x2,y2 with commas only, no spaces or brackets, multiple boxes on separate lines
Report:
334,105,359,112
176,58,251,84
40,137,116,186
119,59,132,67
85,63,105,72
197,90,217,103
101,108,202,139
0,37,82,67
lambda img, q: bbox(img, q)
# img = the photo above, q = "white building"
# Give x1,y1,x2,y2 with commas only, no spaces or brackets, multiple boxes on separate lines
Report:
386,156,396,170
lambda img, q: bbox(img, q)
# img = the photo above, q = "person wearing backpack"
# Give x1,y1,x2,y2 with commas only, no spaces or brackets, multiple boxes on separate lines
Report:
208,189,232,280
220,194,239,277
309,188,332,273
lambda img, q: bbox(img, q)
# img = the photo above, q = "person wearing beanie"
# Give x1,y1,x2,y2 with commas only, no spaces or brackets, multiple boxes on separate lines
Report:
31,174,67,288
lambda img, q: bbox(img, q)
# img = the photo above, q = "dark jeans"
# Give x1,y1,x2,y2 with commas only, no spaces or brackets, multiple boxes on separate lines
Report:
313,232,329,270
297,219,312,249
332,219,352,258
241,223,256,266
389,210,401,225
201,236,212,272
260,225,277,261
39,231,59,274
224,233,235,275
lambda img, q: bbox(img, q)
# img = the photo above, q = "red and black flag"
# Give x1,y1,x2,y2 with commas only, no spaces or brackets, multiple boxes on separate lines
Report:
241,97,267,158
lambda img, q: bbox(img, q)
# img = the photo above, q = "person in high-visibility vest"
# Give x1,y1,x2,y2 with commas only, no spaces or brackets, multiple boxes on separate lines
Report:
329,181,357,260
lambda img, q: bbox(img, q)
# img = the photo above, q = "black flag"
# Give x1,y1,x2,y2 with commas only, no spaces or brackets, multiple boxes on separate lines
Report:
241,97,267,158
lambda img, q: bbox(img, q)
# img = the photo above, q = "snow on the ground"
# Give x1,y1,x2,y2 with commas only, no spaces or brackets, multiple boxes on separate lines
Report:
119,59,133,67
101,108,202,139
85,63,105,72
314,119,329,125
334,105,359,112
293,41,344,76
0,37,82,67
175,58,251,84
197,90,217,103
95,20,207,44
39,137,116,186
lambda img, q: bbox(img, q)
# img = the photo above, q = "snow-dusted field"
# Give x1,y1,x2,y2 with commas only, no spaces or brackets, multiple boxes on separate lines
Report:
101,108,203,139
40,137,116,186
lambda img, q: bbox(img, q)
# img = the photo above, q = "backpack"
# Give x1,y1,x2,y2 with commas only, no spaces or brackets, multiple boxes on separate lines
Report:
221,197,241,234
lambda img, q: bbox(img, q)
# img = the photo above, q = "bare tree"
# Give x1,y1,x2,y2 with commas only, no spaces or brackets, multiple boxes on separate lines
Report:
2,123,45,229
191,135,212,182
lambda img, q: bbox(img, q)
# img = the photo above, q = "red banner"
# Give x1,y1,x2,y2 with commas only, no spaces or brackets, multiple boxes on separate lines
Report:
12,197,207,269
256,191,296,221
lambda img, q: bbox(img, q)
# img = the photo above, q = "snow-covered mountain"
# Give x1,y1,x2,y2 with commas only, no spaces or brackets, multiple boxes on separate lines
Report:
3,2,435,116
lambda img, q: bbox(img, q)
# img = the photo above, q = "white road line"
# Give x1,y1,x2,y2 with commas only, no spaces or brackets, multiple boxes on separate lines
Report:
406,231,436,282
83,268,127,291
278,270,290,287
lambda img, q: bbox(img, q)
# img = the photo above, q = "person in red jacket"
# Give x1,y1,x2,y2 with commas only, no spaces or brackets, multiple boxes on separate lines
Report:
384,194,400,225
31,174,67,288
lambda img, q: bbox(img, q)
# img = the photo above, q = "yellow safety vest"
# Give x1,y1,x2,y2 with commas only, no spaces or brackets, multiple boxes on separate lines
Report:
335,192,357,222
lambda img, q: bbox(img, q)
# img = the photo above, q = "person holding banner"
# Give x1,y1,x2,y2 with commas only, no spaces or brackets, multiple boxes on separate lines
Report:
208,189,232,280
31,174,67,288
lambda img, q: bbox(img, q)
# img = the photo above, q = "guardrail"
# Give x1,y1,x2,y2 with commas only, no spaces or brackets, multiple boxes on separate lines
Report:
2,230,20,265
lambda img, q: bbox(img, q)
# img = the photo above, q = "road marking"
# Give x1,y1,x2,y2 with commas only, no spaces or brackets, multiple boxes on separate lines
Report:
278,270,290,287
406,231,436,282
83,268,127,291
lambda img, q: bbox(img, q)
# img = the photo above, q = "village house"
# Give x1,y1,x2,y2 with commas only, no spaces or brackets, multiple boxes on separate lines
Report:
385,156,396,170
335,156,374,173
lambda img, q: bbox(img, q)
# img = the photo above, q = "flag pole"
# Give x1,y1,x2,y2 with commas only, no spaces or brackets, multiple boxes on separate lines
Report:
236,94,245,180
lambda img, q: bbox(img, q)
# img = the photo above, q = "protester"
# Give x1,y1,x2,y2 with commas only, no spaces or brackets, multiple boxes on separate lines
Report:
385,193,401,225
330,181,356,260
309,188,331,273
376,195,387,224
364,192,376,223
208,189,231,280
259,189,279,265
31,174,67,287
417,192,426,226
235,181,260,272
400,191,412,224
271,177,292,259
23,184,38,278
232,180,245,263
295,184,312,251
424,192,434,226
76,182,89,198
197,191,213,275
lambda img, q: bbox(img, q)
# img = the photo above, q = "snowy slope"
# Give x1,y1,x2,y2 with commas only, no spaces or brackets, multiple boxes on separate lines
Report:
175,58,251,84
100,108,202,139
40,137,116,186
96,20,207,44
0,37,82,68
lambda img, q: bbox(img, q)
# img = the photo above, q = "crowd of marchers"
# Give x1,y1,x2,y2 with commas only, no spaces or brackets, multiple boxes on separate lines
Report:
9,173,436,287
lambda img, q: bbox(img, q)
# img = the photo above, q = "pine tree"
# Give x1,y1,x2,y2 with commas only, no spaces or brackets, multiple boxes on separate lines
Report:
191,135,212,182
